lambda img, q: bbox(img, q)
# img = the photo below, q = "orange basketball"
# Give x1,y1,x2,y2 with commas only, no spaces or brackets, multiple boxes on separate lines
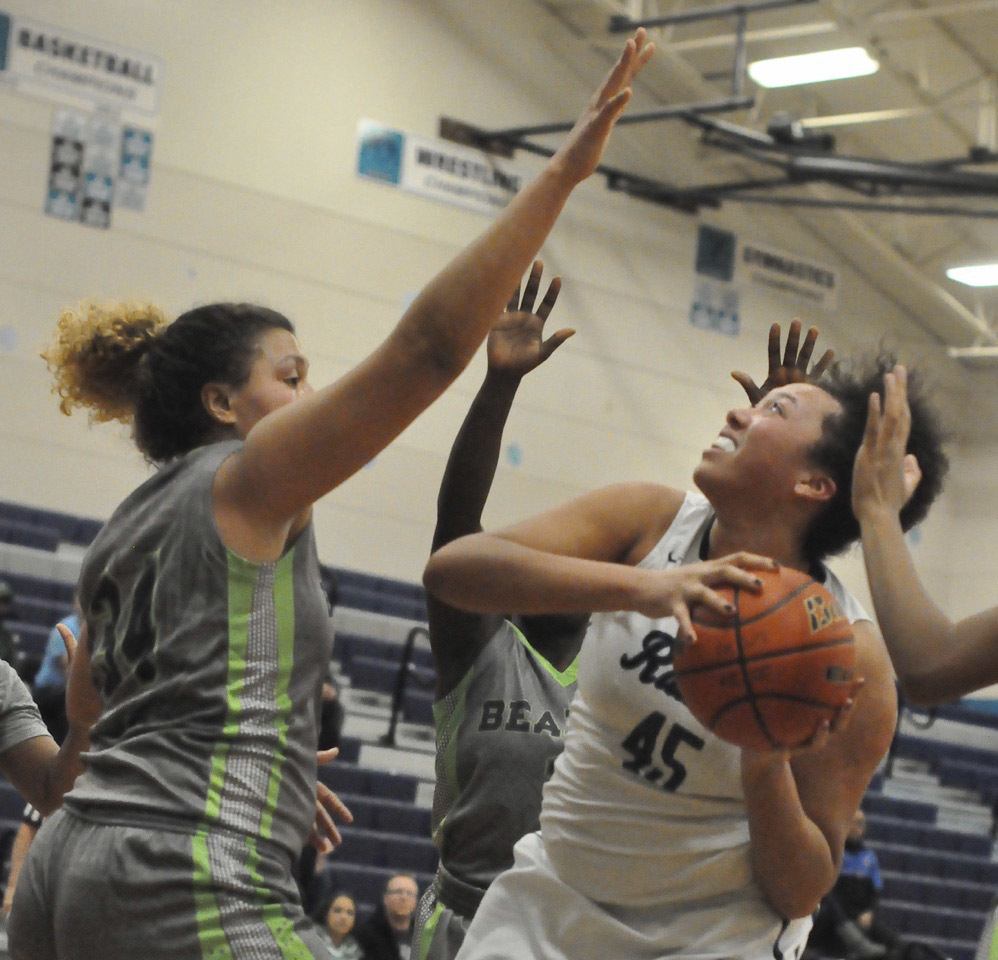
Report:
672,566,855,751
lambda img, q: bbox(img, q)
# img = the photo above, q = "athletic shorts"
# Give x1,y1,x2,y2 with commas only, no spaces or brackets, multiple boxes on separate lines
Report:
8,808,330,960
454,831,811,960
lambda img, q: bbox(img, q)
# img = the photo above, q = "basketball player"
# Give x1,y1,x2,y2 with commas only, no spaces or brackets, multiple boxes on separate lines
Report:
414,262,588,960
853,364,989,706
0,623,97,817
424,338,948,960
8,31,656,960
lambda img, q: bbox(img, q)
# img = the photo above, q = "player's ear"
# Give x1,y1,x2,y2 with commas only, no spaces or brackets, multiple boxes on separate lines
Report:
202,383,236,425
794,470,836,504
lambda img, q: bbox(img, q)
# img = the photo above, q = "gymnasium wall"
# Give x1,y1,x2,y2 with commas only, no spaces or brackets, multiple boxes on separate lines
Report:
0,0,991,663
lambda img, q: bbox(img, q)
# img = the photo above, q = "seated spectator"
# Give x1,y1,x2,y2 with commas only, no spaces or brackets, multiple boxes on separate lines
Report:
32,600,81,743
0,581,19,671
354,873,418,960
315,890,364,959
807,810,899,959
1,804,42,921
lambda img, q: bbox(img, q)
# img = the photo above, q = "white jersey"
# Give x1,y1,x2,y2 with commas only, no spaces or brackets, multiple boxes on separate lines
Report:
534,491,869,957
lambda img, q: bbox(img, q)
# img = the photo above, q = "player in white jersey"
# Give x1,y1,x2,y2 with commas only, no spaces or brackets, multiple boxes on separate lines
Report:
425,325,949,960
852,364,992,706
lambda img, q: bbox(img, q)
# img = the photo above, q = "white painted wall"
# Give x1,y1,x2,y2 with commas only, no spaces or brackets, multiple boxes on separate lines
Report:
0,0,993,698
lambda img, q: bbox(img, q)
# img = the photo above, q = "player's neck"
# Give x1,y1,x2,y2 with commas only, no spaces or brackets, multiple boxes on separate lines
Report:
707,513,810,572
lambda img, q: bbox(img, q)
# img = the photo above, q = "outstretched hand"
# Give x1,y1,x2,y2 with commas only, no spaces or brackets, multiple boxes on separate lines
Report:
310,748,354,853
60,621,102,732
634,552,777,645
487,261,572,378
552,28,655,185
731,320,834,406
852,365,921,522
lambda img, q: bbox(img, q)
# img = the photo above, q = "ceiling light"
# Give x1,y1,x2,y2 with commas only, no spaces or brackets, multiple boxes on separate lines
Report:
946,264,998,287
748,47,879,89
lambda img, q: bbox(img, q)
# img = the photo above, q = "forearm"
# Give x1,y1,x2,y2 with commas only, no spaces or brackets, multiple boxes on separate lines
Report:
741,752,837,919
396,166,576,376
425,533,640,615
36,723,89,815
433,371,521,550
859,511,961,704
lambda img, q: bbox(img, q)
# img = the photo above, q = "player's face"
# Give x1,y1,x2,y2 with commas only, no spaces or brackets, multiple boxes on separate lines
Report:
694,382,841,503
326,895,356,938
226,327,312,438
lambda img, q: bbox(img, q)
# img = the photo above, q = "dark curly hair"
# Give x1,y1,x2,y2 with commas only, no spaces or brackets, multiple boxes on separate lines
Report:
45,302,294,463
804,355,948,563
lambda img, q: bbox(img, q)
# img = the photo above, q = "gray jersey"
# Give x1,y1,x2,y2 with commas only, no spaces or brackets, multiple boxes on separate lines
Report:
0,658,49,754
67,439,333,861
432,620,577,895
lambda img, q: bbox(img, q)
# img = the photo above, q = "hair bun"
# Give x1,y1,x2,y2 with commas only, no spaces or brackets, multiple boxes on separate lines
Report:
43,301,168,423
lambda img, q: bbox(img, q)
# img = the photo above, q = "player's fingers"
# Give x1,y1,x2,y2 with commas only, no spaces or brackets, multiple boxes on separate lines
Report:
539,328,575,361
56,622,77,660
730,371,761,405
673,603,698,646
506,282,520,314
535,277,562,321
316,747,339,766
810,348,834,379
520,260,543,313
797,326,819,371
318,782,353,824
782,318,802,368
767,323,782,372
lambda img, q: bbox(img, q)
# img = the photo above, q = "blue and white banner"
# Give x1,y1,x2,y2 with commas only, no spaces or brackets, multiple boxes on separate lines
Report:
0,10,162,115
357,119,522,216
738,240,839,310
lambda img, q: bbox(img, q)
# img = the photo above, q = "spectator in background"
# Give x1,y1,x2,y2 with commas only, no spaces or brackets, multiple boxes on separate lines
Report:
32,599,81,744
0,581,19,671
354,873,419,960
1,806,42,922
315,890,364,960
807,810,899,960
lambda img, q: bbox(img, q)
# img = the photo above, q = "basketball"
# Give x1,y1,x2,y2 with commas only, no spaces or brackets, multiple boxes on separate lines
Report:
672,566,855,751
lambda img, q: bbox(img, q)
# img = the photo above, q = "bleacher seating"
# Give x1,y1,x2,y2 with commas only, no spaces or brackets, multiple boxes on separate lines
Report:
3,500,998,958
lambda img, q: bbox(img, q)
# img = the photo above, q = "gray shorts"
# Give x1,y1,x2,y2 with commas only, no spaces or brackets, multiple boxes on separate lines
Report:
9,808,329,960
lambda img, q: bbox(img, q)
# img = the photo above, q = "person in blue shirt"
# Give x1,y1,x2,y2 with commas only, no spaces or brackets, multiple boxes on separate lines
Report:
807,809,899,960
33,602,80,743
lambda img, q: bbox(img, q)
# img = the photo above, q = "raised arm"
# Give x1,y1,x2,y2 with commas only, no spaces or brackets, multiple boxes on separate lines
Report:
0,623,99,816
731,319,835,406
428,264,570,695
218,31,655,547
853,366,998,705
741,621,896,919
424,482,774,643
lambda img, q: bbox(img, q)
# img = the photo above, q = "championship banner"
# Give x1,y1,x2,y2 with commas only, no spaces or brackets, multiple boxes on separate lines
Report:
0,10,162,115
357,119,523,216
738,240,839,310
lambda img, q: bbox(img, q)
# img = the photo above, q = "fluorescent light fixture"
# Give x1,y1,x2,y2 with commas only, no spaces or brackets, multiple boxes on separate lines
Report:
748,47,879,89
946,263,998,287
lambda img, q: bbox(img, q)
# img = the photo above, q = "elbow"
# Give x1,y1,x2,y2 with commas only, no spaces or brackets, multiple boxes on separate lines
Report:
423,548,460,605
763,888,823,922
898,676,945,709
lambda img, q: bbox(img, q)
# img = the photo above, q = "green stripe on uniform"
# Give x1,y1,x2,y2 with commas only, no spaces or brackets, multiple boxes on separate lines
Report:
244,835,312,959
418,901,445,960
259,550,295,841
509,621,579,687
191,553,257,957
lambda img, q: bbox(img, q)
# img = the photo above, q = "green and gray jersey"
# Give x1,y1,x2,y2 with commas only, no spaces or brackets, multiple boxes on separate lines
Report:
432,620,577,899
67,440,332,860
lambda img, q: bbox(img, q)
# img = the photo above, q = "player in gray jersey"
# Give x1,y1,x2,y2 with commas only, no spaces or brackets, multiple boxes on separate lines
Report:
9,32,656,960
425,327,949,960
414,264,587,960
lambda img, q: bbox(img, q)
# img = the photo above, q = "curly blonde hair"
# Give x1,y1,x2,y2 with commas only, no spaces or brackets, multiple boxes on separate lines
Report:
42,302,167,424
